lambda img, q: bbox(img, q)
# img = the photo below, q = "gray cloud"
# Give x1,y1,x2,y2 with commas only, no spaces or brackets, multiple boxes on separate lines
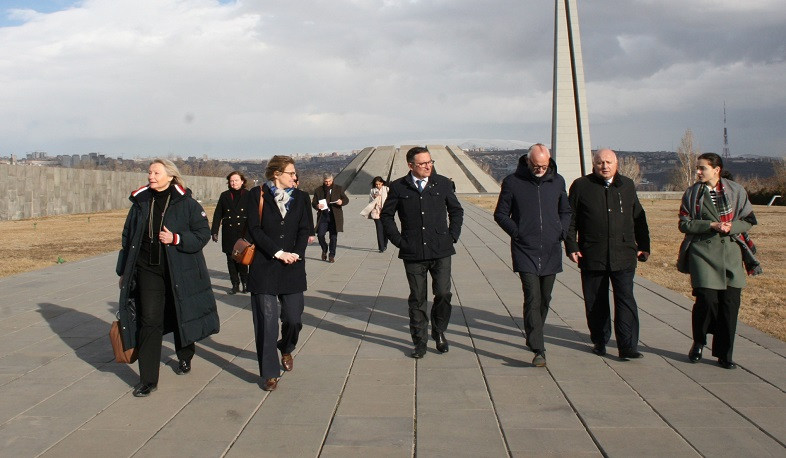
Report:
0,0,783,158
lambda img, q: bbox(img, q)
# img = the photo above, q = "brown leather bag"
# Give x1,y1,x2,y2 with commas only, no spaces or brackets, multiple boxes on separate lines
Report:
231,188,264,266
109,320,138,364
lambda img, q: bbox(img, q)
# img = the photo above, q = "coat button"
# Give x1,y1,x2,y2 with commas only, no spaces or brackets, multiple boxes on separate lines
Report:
281,221,285,225
280,235,284,238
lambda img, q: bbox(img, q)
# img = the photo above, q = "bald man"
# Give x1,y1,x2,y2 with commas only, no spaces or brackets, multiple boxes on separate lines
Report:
565,149,650,360
494,144,572,367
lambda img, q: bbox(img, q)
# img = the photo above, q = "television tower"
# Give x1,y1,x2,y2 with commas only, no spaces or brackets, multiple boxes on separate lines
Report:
722,101,730,159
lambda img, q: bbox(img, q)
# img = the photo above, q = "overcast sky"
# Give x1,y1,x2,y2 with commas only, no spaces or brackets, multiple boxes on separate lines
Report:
1,0,784,159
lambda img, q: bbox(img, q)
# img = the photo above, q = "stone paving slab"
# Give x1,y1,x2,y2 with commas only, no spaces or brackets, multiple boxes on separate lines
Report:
0,197,784,457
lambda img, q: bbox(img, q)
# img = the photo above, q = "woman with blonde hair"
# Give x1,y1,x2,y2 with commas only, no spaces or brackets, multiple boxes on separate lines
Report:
117,159,219,397
246,155,312,391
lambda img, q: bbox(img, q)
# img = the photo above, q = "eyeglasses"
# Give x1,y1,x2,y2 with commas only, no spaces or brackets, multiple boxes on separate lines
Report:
530,164,549,171
280,171,297,177
411,160,435,168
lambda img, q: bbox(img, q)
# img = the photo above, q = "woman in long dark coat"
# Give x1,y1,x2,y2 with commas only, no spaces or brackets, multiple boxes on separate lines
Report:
246,155,311,391
211,171,250,294
678,153,756,369
116,159,219,397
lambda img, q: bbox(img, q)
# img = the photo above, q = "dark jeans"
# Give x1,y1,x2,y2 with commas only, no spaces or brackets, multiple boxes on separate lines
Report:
520,273,556,353
317,212,337,256
403,257,453,349
580,268,639,351
135,259,195,385
373,218,388,252
251,292,304,379
692,287,741,361
225,254,248,287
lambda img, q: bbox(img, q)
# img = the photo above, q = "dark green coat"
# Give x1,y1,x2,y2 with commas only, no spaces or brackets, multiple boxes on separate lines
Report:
116,184,220,351
677,179,755,289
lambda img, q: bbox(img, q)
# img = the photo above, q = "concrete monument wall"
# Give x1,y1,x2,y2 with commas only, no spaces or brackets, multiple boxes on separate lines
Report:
0,164,225,221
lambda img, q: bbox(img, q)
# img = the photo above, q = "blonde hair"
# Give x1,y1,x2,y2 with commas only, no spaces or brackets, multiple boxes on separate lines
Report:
150,158,186,189
265,155,295,181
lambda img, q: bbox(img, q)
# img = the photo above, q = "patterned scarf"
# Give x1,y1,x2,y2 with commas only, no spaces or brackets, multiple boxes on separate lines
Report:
705,182,733,223
267,181,294,218
685,181,762,276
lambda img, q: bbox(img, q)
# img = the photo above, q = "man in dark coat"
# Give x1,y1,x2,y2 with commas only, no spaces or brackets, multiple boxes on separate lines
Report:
565,149,650,360
381,146,463,358
311,173,349,263
494,144,572,367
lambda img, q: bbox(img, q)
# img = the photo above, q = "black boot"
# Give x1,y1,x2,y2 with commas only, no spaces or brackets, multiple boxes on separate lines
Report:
241,281,248,294
229,283,239,295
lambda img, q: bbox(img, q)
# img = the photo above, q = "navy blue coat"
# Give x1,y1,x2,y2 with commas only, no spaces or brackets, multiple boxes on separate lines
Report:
116,184,220,350
380,173,463,261
246,184,312,295
494,156,572,275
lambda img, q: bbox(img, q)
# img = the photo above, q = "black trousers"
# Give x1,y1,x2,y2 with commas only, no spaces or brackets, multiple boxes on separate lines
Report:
317,212,338,256
581,268,639,351
373,218,388,252
251,292,304,379
521,273,556,353
225,254,248,287
403,257,452,349
692,287,741,361
135,259,195,385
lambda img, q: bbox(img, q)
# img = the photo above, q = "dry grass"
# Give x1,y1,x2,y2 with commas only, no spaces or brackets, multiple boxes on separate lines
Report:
0,206,215,278
464,195,786,342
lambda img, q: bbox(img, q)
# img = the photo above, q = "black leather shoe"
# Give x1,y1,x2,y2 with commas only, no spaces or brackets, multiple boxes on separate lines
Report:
688,343,703,363
228,285,238,295
434,332,449,353
175,359,191,375
619,349,644,360
592,343,607,356
718,359,737,369
410,347,426,359
241,283,248,294
133,382,157,397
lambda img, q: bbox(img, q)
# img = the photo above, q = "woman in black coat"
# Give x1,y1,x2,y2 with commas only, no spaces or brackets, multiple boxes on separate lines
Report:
211,171,250,294
116,159,219,397
246,155,311,391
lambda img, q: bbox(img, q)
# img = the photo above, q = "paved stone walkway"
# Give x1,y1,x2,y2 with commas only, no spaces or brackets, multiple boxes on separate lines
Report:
1,197,784,457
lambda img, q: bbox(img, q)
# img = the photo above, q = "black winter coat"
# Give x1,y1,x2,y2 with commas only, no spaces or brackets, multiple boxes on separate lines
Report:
246,185,311,295
116,184,220,351
211,188,250,254
381,173,463,261
565,173,650,271
494,156,572,275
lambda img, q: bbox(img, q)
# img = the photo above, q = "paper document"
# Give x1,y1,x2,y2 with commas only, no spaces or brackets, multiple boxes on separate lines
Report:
318,198,329,211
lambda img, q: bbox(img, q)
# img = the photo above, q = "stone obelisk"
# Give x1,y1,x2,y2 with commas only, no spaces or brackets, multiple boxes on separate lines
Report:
552,0,592,185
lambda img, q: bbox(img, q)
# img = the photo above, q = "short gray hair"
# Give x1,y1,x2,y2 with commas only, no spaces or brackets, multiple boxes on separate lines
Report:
322,172,334,180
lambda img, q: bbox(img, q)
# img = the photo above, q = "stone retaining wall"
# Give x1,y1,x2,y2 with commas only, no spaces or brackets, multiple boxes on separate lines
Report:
0,164,225,221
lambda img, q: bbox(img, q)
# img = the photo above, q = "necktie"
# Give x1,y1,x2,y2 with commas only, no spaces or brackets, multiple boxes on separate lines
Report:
416,180,423,192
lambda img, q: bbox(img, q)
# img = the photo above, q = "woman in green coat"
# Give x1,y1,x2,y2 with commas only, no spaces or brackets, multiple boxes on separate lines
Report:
677,153,756,369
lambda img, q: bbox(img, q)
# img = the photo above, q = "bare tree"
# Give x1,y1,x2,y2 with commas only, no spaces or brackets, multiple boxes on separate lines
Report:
669,129,700,190
618,156,642,187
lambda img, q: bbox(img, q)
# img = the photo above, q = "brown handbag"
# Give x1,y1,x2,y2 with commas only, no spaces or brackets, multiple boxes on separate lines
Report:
231,188,264,266
109,320,138,363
